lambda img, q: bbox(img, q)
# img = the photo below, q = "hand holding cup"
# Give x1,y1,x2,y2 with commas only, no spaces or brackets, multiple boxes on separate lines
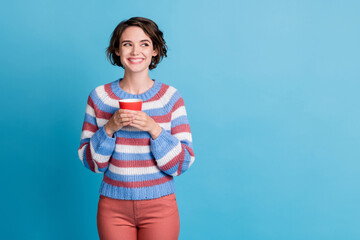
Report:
104,99,142,137
104,109,137,137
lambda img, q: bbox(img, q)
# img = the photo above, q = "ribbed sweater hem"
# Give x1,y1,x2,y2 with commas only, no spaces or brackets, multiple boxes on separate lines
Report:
99,179,176,200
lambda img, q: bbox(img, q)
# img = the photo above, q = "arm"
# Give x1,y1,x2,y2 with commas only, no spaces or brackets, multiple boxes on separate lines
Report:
78,91,116,173
150,92,195,176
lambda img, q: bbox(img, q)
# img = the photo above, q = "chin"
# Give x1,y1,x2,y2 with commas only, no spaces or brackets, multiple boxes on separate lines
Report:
125,66,149,73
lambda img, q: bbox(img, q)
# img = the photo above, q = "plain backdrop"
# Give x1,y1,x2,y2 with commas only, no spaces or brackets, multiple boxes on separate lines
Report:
1,0,360,239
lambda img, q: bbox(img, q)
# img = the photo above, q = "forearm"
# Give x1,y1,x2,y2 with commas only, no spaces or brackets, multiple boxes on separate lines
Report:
150,129,195,176
78,125,116,173
149,123,162,140
104,123,115,138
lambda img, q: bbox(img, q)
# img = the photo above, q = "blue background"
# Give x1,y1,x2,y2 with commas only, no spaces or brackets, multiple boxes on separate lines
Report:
1,0,360,239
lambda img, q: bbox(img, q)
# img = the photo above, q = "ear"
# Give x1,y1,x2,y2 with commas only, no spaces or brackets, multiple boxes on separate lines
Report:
152,49,158,57
115,49,120,57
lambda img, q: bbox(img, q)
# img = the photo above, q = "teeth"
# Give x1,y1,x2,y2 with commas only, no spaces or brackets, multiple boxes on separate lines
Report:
129,58,143,63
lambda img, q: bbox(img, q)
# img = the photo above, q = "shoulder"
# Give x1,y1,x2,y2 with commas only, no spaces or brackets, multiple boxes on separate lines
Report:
158,81,183,101
88,80,116,105
156,81,187,112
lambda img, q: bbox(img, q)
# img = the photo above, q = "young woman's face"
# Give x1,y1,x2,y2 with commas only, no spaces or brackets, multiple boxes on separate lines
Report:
116,26,158,73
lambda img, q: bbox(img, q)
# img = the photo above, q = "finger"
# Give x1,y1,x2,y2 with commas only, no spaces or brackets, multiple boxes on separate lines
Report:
119,113,134,118
131,115,146,120
118,117,132,123
121,121,132,126
131,119,145,127
119,109,136,114
124,109,138,113
129,122,142,129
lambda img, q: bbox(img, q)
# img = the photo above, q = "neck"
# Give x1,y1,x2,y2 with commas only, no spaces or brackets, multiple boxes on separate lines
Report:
120,70,154,95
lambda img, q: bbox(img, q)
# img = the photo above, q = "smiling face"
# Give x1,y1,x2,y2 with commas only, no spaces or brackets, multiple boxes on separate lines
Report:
115,26,158,74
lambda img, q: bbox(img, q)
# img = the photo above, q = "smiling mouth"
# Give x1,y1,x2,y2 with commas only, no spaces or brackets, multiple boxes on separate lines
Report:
128,58,144,64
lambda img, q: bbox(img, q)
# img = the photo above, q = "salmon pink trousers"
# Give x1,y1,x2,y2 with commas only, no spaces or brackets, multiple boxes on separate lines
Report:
97,193,180,240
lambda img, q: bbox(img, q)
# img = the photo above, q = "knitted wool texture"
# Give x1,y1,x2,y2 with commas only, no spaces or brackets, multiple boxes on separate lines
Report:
78,79,195,200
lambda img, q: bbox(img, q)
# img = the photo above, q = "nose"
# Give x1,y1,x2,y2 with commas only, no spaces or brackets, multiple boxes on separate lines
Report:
131,45,139,55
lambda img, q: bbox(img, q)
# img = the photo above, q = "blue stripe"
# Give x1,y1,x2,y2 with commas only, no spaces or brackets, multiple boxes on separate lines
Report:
84,113,97,126
80,138,90,146
172,116,189,127
90,140,113,156
99,180,175,200
106,170,168,182
116,130,151,139
116,129,171,138
142,92,181,116
98,166,108,172
112,152,153,161
153,142,178,160
181,150,191,174
163,162,179,175
82,145,90,170
90,89,118,113
89,86,182,117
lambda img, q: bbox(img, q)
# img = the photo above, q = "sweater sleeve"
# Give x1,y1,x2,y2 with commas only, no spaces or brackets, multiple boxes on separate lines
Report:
77,90,116,173
150,91,195,176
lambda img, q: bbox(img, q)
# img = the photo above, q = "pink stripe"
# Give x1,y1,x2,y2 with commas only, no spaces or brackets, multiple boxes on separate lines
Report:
151,112,171,123
177,148,185,175
79,142,88,150
104,83,121,100
171,124,190,135
184,144,195,157
172,97,184,112
85,144,95,172
111,159,156,168
88,97,113,119
104,174,173,188
146,84,169,102
161,146,185,171
95,160,109,169
82,122,98,132
116,137,150,146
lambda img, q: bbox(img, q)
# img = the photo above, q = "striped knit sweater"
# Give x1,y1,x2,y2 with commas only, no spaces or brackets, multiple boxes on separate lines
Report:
78,78,195,200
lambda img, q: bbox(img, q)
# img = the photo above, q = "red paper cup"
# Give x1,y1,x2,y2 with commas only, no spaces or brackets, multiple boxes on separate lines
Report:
119,99,142,111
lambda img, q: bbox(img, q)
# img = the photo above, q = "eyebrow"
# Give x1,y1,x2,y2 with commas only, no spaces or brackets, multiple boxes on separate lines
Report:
121,39,151,44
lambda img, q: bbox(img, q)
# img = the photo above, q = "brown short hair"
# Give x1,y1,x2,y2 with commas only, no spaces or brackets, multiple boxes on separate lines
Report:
105,17,168,70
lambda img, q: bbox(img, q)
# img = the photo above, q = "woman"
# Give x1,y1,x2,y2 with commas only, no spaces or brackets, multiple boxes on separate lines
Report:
78,17,195,240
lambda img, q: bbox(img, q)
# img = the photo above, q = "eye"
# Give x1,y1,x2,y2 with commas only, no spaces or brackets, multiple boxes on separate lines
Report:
122,43,149,47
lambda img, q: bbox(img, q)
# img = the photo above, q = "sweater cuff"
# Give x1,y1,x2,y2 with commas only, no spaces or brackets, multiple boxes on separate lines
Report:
150,128,179,159
91,125,116,155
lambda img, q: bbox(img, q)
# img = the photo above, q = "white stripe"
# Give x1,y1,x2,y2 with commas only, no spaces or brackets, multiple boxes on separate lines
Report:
142,86,177,110
78,145,86,162
81,130,95,140
82,121,170,136
174,132,192,142
120,126,145,132
159,122,171,130
189,156,195,167
172,106,187,120
85,104,96,117
97,118,109,128
156,143,182,167
94,163,101,173
90,141,112,163
115,144,150,154
120,122,171,132
93,85,180,115
109,164,160,175
78,143,101,173
95,85,120,108
170,154,195,177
